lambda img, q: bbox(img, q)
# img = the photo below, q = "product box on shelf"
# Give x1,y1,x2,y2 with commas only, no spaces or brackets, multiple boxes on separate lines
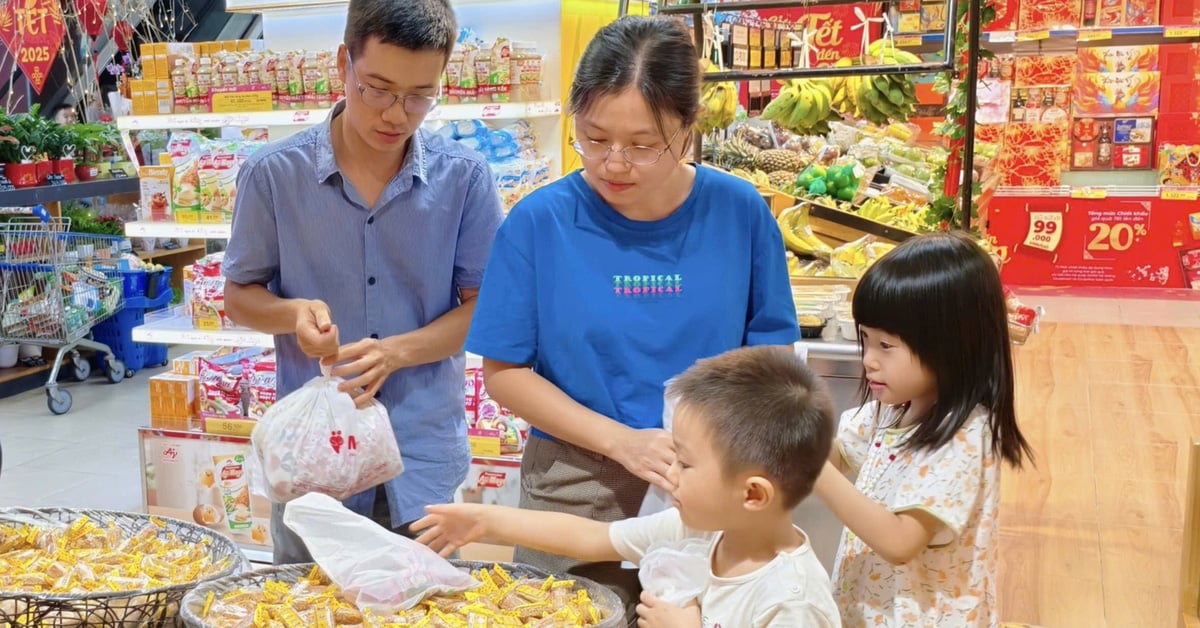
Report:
1156,113,1200,187
140,427,271,550
1070,116,1155,169
1072,72,1161,116
465,367,526,458
138,164,174,222
1018,0,1082,31
986,0,1022,31
1161,0,1200,24
1159,43,1200,116
456,456,521,509
173,349,215,376
149,373,200,431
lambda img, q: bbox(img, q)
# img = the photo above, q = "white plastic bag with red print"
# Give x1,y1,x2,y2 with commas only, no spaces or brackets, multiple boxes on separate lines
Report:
250,369,403,503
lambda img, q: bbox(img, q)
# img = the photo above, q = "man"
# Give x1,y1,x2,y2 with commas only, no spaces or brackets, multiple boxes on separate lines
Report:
223,0,504,564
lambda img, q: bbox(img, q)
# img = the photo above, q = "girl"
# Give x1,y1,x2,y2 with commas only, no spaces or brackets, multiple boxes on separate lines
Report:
814,232,1033,627
464,15,799,619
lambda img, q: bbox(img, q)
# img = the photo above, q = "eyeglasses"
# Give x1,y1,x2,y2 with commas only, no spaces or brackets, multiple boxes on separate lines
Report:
571,126,684,166
347,54,439,115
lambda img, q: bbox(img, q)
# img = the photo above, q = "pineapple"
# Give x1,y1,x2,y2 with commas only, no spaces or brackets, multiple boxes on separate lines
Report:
754,149,803,173
718,137,761,170
768,170,795,191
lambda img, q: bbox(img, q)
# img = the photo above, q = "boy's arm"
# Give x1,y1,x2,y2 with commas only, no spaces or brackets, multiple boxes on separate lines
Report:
411,504,622,563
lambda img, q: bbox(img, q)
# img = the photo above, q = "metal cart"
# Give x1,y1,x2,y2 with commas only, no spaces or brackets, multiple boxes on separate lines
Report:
0,217,128,414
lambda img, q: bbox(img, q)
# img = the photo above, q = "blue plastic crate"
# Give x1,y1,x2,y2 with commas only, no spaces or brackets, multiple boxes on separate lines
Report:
91,288,173,374
119,266,171,301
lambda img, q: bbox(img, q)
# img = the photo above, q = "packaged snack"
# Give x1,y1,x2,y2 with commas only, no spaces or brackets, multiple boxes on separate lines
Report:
245,354,277,420
327,51,345,101
510,40,544,102
199,357,245,419
303,51,332,109
214,453,254,530
444,49,464,104
479,38,512,103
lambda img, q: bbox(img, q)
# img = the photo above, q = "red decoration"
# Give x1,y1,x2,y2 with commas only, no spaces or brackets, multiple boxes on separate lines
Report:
75,0,106,39
112,20,133,51
0,0,66,94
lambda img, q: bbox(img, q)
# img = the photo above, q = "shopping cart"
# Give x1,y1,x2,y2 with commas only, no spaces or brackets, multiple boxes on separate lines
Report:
0,216,129,415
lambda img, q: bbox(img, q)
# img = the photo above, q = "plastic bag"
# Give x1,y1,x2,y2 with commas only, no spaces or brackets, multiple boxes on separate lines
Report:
636,381,680,519
283,493,477,612
250,372,403,503
638,538,710,606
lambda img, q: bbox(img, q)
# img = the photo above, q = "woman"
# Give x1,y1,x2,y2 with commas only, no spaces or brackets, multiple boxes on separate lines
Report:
465,15,799,617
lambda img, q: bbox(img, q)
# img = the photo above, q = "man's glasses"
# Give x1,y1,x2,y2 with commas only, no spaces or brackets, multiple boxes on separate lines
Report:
347,54,439,115
571,126,684,166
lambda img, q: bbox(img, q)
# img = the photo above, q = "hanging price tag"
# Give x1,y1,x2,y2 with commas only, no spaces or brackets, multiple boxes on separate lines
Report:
1071,187,1107,199
1018,30,1051,41
894,35,924,47
1077,30,1113,41
1164,26,1200,38
1160,189,1199,201
1023,211,1065,252
988,31,1018,43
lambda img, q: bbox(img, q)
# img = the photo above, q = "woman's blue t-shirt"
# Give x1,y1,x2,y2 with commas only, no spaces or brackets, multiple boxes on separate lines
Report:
465,165,800,440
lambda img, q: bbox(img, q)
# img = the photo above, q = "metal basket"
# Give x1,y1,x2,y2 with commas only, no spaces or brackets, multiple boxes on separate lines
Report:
0,508,250,628
182,560,626,628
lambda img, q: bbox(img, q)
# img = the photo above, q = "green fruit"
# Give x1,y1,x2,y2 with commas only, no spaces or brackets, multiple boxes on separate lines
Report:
808,179,828,196
836,187,856,201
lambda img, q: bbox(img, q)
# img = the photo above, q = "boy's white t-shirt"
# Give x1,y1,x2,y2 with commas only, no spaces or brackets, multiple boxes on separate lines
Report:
833,402,1000,628
609,508,841,628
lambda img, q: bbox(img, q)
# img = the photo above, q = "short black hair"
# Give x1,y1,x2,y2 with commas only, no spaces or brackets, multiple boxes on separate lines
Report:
343,0,457,60
667,346,835,510
853,232,1033,467
569,15,701,140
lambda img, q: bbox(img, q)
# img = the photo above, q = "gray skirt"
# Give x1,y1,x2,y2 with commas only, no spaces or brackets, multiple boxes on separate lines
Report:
516,435,649,623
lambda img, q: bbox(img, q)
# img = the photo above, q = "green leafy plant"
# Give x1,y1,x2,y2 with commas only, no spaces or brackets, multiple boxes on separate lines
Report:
70,122,121,163
0,112,20,164
927,0,998,233
61,203,125,235
42,125,82,160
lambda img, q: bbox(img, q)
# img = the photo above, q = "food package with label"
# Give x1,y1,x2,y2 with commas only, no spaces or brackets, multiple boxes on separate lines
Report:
150,372,200,430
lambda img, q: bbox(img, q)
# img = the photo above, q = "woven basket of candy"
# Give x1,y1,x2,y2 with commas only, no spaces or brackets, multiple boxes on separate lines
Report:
181,560,627,627
0,508,250,627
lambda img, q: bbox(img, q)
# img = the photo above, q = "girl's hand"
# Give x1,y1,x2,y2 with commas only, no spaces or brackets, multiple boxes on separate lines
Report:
615,428,676,493
636,592,701,628
411,504,488,558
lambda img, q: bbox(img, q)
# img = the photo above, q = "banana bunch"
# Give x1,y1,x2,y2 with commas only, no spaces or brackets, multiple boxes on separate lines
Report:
857,196,898,224
731,167,771,188
760,78,841,136
829,40,922,126
776,203,834,260
696,63,738,134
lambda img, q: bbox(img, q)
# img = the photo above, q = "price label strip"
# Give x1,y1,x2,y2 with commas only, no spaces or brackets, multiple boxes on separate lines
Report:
1023,210,1065,254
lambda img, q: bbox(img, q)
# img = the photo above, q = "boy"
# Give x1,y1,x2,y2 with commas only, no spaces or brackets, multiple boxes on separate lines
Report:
413,346,841,627
223,0,503,565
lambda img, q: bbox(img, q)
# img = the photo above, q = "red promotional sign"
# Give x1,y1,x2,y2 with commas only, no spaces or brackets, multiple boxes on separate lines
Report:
75,0,106,39
0,0,65,94
987,194,1200,289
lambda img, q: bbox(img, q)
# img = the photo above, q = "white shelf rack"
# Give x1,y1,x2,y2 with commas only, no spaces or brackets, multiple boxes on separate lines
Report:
125,221,232,239
118,101,561,131
133,308,275,348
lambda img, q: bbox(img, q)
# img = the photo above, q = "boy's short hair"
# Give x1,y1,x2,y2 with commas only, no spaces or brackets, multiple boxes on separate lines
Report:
667,346,835,510
344,0,457,60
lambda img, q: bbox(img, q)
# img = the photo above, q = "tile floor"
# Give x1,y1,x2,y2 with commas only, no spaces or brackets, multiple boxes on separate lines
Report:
0,287,1196,625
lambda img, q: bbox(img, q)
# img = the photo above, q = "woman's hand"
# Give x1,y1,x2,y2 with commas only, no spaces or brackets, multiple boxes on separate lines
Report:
411,504,488,558
613,428,676,493
637,592,701,628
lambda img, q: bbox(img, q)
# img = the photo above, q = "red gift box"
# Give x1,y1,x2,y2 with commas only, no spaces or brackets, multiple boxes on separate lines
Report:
1016,54,1077,86
1161,0,1200,24
1158,44,1200,116
994,124,1071,187
1019,0,1082,30
986,0,1022,30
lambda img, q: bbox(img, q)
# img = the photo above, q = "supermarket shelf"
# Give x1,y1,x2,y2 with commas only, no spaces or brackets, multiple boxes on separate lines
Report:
0,178,140,207
136,242,208,261
133,309,274,348
658,0,870,12
116,101,562,131
126,221,232,239
895,25,1198,47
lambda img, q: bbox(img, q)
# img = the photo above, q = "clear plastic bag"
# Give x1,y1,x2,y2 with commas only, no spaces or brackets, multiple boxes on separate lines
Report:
250,372,404,503
283,493,477,612
638,538,710,606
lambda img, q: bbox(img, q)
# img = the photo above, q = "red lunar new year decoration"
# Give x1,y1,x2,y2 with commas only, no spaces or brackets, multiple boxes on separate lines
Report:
0,0,67,94
76,0,106,39
112,19,133,51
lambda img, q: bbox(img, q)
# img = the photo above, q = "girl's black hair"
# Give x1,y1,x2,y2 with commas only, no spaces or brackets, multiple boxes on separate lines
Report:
852,232,1033,467
568,16,700,140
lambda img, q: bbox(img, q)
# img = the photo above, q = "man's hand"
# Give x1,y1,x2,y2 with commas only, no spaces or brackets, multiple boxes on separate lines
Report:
637,592,701,628
295,299,338,360
323,337,405,408
613,428,677,494
411,504,488,558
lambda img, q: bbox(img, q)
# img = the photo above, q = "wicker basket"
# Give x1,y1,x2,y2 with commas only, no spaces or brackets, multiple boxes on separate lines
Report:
0,508,250,628
181,560,626,628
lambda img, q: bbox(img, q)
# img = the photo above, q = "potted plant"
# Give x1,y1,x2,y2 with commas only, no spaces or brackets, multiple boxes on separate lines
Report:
11,105,55,185
71,122,120,180
43,125,79,183
0,111,40,187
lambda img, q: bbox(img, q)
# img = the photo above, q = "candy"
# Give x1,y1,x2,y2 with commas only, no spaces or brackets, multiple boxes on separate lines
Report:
201,565,604,627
